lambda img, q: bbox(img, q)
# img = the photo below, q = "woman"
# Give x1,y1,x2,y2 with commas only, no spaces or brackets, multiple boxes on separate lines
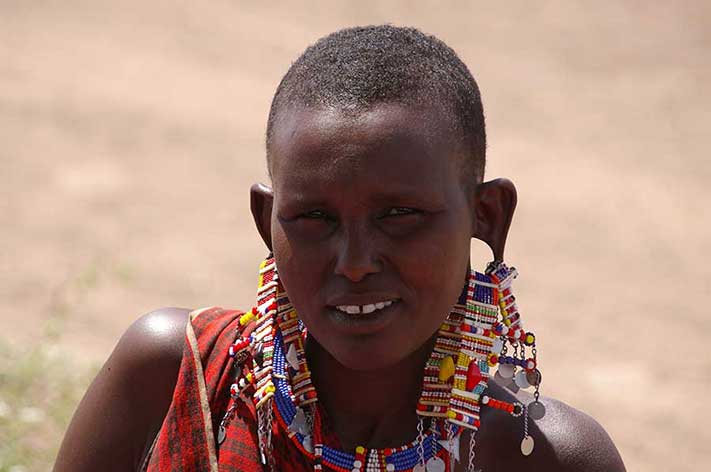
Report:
55,25,625,471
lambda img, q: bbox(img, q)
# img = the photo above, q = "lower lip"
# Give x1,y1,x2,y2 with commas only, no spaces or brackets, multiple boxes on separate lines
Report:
326,301,400,335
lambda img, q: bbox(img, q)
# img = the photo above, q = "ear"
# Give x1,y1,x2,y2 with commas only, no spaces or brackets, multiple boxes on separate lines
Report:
471,178,517,262
250,183,274,251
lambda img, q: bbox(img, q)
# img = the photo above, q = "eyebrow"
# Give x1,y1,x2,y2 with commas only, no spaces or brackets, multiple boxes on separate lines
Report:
279,185,444,208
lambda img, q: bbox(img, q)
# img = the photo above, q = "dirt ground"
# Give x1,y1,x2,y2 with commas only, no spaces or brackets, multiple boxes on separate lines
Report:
1,1,709,470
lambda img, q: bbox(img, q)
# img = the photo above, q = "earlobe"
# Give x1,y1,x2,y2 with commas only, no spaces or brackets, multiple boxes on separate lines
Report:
250,183,274,251
472,178,517,262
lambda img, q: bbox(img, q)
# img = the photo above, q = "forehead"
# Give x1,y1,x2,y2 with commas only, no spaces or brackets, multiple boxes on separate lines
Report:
269,103,462,190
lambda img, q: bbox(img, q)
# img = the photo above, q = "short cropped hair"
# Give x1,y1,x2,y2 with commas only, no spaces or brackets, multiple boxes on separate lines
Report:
266,24,486,184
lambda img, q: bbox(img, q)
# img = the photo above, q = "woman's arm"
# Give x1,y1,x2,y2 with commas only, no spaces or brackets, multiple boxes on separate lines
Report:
53,307,190,472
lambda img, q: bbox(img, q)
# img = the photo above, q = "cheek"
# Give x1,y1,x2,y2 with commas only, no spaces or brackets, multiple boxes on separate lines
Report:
271,221,324,312
393,223,471,310
421,250,467,308
271,223,295,274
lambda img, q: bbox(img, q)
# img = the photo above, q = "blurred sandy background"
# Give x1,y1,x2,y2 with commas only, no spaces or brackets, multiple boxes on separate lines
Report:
1,1,709,470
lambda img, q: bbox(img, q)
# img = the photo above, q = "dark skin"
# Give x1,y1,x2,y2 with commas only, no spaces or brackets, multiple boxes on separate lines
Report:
55,102,625,471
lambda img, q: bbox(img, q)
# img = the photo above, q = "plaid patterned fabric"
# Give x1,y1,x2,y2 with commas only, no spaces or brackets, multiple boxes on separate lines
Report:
144,306,336,472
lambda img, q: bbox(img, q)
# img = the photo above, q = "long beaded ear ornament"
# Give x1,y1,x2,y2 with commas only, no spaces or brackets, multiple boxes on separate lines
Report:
416,260,544,468
485,262,544,456
219,257,544,471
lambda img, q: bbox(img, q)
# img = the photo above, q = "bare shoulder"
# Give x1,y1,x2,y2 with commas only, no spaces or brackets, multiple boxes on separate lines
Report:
54,307,191,472
100,306,190,421
120,306,190,369
471,382,625,472
535,395,626,472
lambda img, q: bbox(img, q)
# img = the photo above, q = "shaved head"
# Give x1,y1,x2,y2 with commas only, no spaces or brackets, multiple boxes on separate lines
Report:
266,25,487,186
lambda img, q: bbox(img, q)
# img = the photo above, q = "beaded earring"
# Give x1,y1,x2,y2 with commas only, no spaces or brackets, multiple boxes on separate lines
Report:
484,262,544,455
416,260,544,468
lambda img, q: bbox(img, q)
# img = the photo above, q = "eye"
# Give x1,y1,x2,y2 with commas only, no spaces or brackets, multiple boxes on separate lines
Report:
282,209,337,239
382,207,420,217
300,209,331,220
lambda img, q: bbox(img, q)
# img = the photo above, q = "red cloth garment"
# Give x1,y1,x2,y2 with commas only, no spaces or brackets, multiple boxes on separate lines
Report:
144,307,328,472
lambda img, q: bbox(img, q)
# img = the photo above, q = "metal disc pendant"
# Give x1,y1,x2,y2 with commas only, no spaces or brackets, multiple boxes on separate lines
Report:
526,369,542,387
498,363,515,379
426,456,446,472
302,434,314,453
514,370,531,389
217,424,226,444
286,343,299,370
288,407,309,435
521,435,535,456
528,400,546,420
494,370,510,386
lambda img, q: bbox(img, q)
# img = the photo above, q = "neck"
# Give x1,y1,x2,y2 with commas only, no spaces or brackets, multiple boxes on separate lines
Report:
306,335,435,452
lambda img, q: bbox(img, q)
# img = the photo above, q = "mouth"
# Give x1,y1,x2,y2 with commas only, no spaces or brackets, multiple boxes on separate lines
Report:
325,299,401,335
334,299,396,315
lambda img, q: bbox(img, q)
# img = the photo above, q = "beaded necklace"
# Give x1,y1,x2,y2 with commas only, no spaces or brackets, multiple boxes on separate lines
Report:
220,257,544,472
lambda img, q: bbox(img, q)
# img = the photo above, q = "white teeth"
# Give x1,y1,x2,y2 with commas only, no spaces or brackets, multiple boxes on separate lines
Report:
345,305,360,314
335,300,397,315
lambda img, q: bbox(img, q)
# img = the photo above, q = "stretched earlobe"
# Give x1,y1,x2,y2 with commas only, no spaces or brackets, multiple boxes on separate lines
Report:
472,178,517,262
250,183,274,251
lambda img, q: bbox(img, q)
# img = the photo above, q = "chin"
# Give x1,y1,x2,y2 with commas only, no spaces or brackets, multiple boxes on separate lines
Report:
302,303,440,372
334,347,401,372
322,332,425,372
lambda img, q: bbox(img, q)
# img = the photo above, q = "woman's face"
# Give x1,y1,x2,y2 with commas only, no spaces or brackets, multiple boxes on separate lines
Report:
268,103,474,371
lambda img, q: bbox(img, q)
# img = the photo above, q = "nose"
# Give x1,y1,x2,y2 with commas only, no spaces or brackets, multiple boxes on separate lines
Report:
333,224,382,282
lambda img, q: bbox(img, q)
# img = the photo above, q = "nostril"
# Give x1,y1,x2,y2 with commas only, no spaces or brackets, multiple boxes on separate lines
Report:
334,262,378,283
334,252,382,282
333,234,382,282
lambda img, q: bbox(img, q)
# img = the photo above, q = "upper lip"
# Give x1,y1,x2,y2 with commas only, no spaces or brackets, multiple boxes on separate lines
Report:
326,293,401,307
